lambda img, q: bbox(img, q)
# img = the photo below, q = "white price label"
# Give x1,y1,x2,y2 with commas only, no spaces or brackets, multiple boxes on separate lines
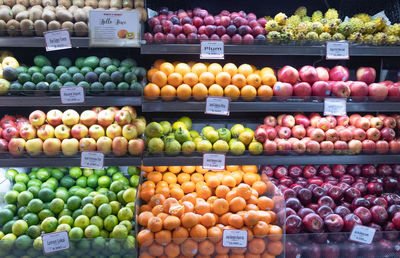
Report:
42,231,70,254
349,225,376,244
60,86,85,104
200,41,224,59
326,41,349,60
44,29,72,51
202,153,225,170
205,97,230,116
81,151,104,169
222,229,248,248
324,98,346,116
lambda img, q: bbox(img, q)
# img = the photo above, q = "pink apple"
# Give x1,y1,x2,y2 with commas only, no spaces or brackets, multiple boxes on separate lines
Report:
388,83,400,99
353,128,366,141
278,65,299,85
293,82,312,97
329,66,349,81
332,81,350,98
390,139,400,153
71,124,89,140
264,115,277,127
320,141,334,154
128,139,145,156
310,128,325,142
295,114,310,127
355,117,370,130
316,67,330,81
8,138,25,156
362,139,376,154
299,65,318,84
356,67,376,84
350,81,369,98
36,124,54,141
325,129,339,142
46,109,63,127
339,128,353,141
278,126,291,139
19,124,37,140
366,128,381,141
276,139,291,154
306,140,320,154
348,139,362,154
97,110,115,127
273,82,293,99
291,140,306,154
317,118,331,131
334,140,348,154
312,81,331,96
112,136,128,156
376,140,389,154
282,115,295,128
291,125,306,139
265,126,277,140
263,140,277,155
337,115,349,126
370,117,383,129
326,116,337,128
80,110,98,127
369,83,388,101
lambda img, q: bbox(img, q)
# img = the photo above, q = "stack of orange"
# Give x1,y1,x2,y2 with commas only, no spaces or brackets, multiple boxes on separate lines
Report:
144,60,277,102
137,165,284,258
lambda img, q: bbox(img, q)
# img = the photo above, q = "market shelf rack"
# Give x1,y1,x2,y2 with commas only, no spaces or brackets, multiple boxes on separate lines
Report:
0,37,90,48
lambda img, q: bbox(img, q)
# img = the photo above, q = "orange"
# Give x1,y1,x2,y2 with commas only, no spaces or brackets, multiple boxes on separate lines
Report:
246,204,259,211
149,194,166,207
152,204,164,215
261,67,275,76
238,64,253,77
257,85,273,101
182,201,194,212
163,172,177,184
177,84,192,101
211,198,229,216
155,229,172,245
138,211,154,226
207,196,218,205
144,83,161,100
181,239,198,256
206,175,220,188
191,173,204,183
168,166,181,173
160,62,175,76
142,165,154,173
182,166,196,173
192,83,208,100
165,242,180,257
232,74,247,88
249,238,266,255
189,224,207,240
226,165,240,171
183,72,199,86
215,240,230,254
252,181,267,195
197,185,212,200
237,183,252,200
147,68,159,81
148,216,163,232
225,190,237,203
244,210,260,226
140,188,155,202
195,201,211,215
199,240,215,256
243,173,260,185
268,225,282,241
167,72,183,87
257,211,272,224
267,241,283,256
253,221,270,237
200,212,217,228
181,181,196,193
208,63,223,76
261,73,277,86
181,193,196,205
223,63,238,76
215,185,230,198
153,59,166,69
196,166,209,173
241,85,257,101
163,198,179,213
229,197,246,212
224,85,240,101
247,73,262,88
207,226,222,243
228,214,244,228
257,196,274,210
163,215,181,230
191,63,208,76
215,72,231,87
199,72,215,87
175,63,191,76
148,243,164,256
172,227,188,244
177,173,191,184
170,187,184,200
148,171,163,183
221,175,236,187
152,71,168,87
137,229,154,247
181,212,198,228
231,171,243,184
140,204,152,213
155,166,168,172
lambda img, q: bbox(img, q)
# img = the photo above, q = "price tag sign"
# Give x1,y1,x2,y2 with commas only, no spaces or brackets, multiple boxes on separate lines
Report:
202,153,225,171
349,225,376,244
60,86,85,104
81,151,104,169
222,229,248,248
326,41,349,60
42,231,70,254
200,40,224,59
324,98,346,116
205,97,230,116
44,29,72,51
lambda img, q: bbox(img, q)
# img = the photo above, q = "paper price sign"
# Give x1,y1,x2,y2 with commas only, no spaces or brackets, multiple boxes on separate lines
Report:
60,86,85,104
200,41,224,59
202,153,225,170
44,29,72,51
324,98,346,116
81,152,104,169
42,231,70,254
326,41,349,60
349,225,376,244
222,229,248,248
205,97,230,116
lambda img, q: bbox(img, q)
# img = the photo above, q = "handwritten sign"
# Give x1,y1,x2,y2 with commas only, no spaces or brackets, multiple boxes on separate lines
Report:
324,98,346,116
205,97,230,116
200,41,224,59
42,231,70,254
81,152,104,169
89,10,140,47
44,29,72,51
203,153,225,170
349,225,376,244
222,229,247,248
60,86,85,104
326,41,349,60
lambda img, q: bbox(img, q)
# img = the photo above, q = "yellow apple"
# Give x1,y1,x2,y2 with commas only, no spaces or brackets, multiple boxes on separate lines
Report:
79,138,96,151
25,138,43,156
62,109,80,126
43,138,61,156
37,124,55,141
62,138,79,156
106,124,122,139
88,125,105,140
96,136,112,155
54,124,70,140
8,138,25,156
128,139,144,156
80,110,98,127
112,136,128,156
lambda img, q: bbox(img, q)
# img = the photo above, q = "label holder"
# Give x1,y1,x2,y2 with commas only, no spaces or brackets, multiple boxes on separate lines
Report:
222,229,248,248
204,96,230,116
202,153,226,171
200,40,224,59
349,225,376,245
60,86,85,104
44,29,72,51
326,41,350,60
80,151,105,169
42,231,70,254
324,97,347,116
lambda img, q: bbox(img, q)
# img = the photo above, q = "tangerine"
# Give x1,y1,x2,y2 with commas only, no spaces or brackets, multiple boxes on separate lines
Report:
183,72,199,86
243,210,260,226
224,85,240,101
155,229,172,245
189,224,207,240
152,71,168,87
160,62,175,76
257,85,273,101
144,83,161,100
200,212,217,228
172,226,189,244
232,74,247,88
207,226,222,243
228,214,244,228
249,238,266,255
165,242,180,258
199,240,215,256
241,85,257,101
267,241,283,256
223,63,238,76
163,215,181,230
229,197,246,212
137,229,154,247
167,72,183,87
199,72,215,87
257,196,274,211
177,84,192,101
148,216,163,233
215,185,230,198
181,212,198,228
252,181,267,195
253,221,270,237
181,239,199,256
192,83,208,100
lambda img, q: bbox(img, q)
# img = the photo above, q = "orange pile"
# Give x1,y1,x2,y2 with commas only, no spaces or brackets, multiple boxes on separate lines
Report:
137,165,284,258
144,60,277,102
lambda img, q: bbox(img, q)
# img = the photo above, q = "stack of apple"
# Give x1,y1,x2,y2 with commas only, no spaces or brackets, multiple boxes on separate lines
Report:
144,7,267,44
275,65,400,101
0,106,145,157
256,113,400,155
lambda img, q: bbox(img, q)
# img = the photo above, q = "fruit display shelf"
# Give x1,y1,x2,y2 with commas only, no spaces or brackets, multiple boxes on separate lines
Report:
0,37,90,48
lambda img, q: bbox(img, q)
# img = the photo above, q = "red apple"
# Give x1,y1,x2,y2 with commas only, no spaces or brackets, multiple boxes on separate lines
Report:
388,83,400,99
294,114,310,127
299,65,318,84
264,115,277,127
273,82,293,99
312,81,331,97
376,140,389,154
355,117,370,130
282,115,295,128
329,66,349,81
353,128,366,141
362,139,376,154
316,67,329,81
369,83,388,101
278,65,299,85
350,81,369,99
366,128,381,141
332,81,350,98
356,67,376,84
293,82,312,97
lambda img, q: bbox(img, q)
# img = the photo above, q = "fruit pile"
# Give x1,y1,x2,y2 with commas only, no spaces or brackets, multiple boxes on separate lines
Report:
0,166,139,256
137,165,284,257
1,55,145,96
145,116,263,156
0,106,145,157
0,51,20,95
0,0,146,37
256,113,400,155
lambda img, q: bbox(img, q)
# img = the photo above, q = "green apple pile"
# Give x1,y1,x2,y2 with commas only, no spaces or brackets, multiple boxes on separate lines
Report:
145,116,264,156
1,55,146,96
0,166,140,257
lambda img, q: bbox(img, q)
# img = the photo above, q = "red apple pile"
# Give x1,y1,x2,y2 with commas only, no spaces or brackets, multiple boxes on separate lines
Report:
255,113,400,155
144,7,267,44
0,106,145,157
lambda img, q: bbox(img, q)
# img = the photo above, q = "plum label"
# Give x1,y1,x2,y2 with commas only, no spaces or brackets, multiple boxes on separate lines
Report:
349,225,376,244
203,153,225,170
205,97,230,116
44,29,72,51
326,41,349,60
200,41,224,59
60,86,85,104
81,151,104,169
42,231,70,254
222,229,248,248
324,98,346,116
